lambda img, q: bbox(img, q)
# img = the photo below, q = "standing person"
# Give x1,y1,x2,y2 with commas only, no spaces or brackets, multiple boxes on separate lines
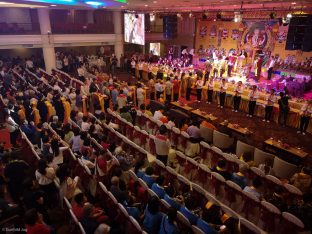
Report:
154,125,171,165
138,60,144,81
247,85,259,117
131,58,136,77
263,89,276,122
267,56,275,80
155,80,164,100
278,92,290,127
172,76,180,102
63,56,69,73
233,81,243,112
165,78,173,104
227,52,236,77
136,83,145,108
206,77,214,104
110,54,118,77
204,61,212,82
195,76,203,103
297,100,312,135
186,73,193,101
219,78,228,108
5,112,19,147
148,77,155,100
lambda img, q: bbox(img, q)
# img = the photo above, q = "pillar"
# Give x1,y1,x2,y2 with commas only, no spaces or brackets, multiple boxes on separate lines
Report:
113,11,124,67
38,8,56,74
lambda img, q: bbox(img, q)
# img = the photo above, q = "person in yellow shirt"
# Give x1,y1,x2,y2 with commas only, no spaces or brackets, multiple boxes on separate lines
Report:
31,103,40,126
62,97,71,124
45,100,54,121
18,105,26,123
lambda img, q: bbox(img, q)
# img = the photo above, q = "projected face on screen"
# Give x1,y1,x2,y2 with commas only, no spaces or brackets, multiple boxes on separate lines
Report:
150,43,160,56
124,13,145,45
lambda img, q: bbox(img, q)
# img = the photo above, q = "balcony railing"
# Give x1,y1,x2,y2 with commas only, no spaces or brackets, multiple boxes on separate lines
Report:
51,23,114,34
0,22,40,35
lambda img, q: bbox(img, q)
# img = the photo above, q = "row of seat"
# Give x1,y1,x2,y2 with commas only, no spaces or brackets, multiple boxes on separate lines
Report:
103,109,305,234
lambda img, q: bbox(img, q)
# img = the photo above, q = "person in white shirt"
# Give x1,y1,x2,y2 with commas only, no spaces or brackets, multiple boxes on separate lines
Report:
136,83,145,108
155,80,164,100
298,100,312,135
131,59,136,77
247,85,259,117
195,76,203,102
154,125,171,165
267,56,275,80
53,82,62,93
81,116,90,132
153,108,164,121
5,113,19,146
207,77,214,104
233,81,243,112
219,78,228,108
263,89,276,122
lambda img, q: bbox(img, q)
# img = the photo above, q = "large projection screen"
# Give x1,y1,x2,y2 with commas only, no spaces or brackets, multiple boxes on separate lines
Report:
124,13,145,45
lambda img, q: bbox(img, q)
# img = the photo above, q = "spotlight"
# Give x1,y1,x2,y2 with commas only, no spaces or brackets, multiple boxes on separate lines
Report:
234,12,242,22
189,12,193,18
287,13,292,18
177,13,183,20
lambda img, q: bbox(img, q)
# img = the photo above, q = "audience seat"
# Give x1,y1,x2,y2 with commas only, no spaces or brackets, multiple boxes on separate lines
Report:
213,131,234,150
199,126,214,142
240,218,262,234
236,140,255,158
259,201,281,233
241,191,260,224
224,180,243,211
253,148,275,166
271,156,298,179
281,212,305,234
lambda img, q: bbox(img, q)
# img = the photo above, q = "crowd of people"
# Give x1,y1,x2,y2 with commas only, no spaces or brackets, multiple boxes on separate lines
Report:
1,52,312,234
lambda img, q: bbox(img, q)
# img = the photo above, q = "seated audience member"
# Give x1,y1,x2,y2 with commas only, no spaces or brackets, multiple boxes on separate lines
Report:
117,90,127,110
95,150,115,178
57,164,81,201
72,193,87,220
145,104,153,117
239,152,254,167
151,175,166,198
115,150,134,171
110,176,128,204
69,127,83,153
80,204,108,234
120,106,133,123
143,196,163,234
154,125,171,165
212,160,232,180
164,185,184,210
153,107,164,121
24,209,51,234
159,207,179,234
142,166,156,188
243,178,263,199
200,119,217,130
159,94,165,104
258,159,272,175
231,164,248,189
50,138,68,165
290,167,312,194
187,120,201,143
81,116,90,132
167,116,176,128
266,187,288,212
180,196,199,225
63,123,74,144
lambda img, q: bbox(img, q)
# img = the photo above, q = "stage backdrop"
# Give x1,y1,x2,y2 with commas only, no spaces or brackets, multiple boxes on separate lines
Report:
195,19,312,62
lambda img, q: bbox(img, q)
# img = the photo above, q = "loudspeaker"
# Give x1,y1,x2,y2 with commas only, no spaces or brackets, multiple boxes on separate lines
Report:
163,15,178,39
285,14,312,51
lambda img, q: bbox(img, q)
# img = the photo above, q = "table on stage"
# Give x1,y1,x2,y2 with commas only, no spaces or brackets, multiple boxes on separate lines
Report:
191,109,218,122
171,102,194,112
264,138,308,164
220,122,252,136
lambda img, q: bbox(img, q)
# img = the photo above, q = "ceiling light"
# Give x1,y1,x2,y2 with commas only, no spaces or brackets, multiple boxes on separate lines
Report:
153,1,157,3
291,2,296,4
85,1,104,6
150,13,155,21
144,4,148,7
0,1,14,4
287,13,292,18
50,4,56,6
189,12,193,18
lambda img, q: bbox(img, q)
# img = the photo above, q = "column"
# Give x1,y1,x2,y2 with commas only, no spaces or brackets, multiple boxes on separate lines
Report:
38,8,56,73
113,11,124,67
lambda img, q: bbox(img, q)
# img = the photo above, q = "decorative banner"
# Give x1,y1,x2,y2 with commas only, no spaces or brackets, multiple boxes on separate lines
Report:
199,25,208,38
210,25,217,37
222,29,229,39
276,24,289,43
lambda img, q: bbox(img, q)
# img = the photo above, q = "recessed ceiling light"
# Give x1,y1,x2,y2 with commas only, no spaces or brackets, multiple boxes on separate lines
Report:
145,4,148,7
0,1,14,4
50,4,56,6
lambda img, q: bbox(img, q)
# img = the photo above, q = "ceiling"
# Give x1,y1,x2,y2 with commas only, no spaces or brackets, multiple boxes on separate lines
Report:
1,0,312,11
